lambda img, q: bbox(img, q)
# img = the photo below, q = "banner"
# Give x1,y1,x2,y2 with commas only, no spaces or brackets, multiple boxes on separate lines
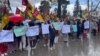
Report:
14,26,27,37
84,21,90,29
0,30,14,43
62,25,71,33
42,24,49,34
52,22,61,30
26,26,39,37
72,25,77,32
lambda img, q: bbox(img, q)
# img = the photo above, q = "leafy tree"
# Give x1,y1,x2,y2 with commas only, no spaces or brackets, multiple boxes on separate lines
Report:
39,0,51,15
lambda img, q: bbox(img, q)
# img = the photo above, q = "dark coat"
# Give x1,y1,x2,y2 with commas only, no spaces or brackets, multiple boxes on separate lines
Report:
49,26,55,40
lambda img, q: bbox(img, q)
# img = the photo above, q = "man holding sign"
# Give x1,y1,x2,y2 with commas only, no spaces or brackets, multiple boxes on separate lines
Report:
42,23,50,47
62,20,71,43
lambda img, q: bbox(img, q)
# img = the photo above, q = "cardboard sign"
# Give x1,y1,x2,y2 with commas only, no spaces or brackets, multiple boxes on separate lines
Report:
84,21,90,29
62,25,71,33
14,26,27,37
53,22,61,30
0,30,14,43
26,26,39,37
72,25,77,32
42,24,49,34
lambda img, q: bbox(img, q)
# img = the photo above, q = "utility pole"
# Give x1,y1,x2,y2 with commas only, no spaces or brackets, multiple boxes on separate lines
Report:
87,0,90,11
57,0,61,18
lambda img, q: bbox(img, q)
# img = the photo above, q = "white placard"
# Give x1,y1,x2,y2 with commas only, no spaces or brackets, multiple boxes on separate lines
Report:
84,21,90,29
42,24,50,34
62,25,71,33
26,26,39,37
0,30,14,43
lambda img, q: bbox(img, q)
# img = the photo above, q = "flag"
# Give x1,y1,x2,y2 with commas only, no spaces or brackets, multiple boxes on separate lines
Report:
25,7,33,18
22,0,28,6
33,8,44,22
16,7,24,16
36,13,44,22
33,8,39,16
1,6,9,28
22,0,34,13
27,1,35,13
42,12,49,19
24,1,34,18
16,8,20,14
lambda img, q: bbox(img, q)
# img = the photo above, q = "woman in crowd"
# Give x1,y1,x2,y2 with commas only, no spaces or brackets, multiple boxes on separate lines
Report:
53,18,60,43
0,21,7,56
77,19,82,39
42,20,50,47
0,21,14,56
62,19,69,43
27,21,38,49
92,21,98,36
49,20,56,50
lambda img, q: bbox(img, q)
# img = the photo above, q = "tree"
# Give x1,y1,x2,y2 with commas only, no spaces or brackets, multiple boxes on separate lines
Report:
39,0,51,15
73,0,82,18
57,0,70,18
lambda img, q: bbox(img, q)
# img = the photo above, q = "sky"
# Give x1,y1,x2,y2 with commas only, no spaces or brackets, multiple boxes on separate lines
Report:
67,0,87,15
9,0,88,15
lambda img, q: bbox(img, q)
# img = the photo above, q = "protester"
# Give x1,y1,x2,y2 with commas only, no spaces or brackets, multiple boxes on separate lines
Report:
49,21,56,50
41,21,49,47
72,20,77,39
92,21,98,36
0,13,100,55
77,19,82,39
0,21,8,56
61,19,70,42
27,21,38,49
53,18,60,43
13,22,26,50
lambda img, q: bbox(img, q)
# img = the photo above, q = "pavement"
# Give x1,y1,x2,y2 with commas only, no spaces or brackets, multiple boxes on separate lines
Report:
8,34,100,56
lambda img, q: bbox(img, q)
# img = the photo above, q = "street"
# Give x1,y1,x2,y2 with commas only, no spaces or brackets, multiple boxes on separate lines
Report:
8,34,100,56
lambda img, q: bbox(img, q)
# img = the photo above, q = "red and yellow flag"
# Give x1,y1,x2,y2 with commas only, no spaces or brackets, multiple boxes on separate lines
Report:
16,7,24,16
22,0,28,6
33,8,44,22
24,1,35,18
27,1,35,13
25,7,33,18
1,6,9,28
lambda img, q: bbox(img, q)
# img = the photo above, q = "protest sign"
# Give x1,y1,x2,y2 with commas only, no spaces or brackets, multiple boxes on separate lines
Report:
42,24,49,34
14,26,27,37
0,30,14,43
62,25,71,33
26,26,39,37
84,21,90,29
52,22,61,30
72,25,77,32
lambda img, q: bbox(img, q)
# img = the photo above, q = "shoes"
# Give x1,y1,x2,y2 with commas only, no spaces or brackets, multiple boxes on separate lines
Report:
32,46,37,49
64,41,67,43
43,44,46,47
49,46,55,50
50,47,53,50
4,53,8,55
1,54,4,56
1,53,8,56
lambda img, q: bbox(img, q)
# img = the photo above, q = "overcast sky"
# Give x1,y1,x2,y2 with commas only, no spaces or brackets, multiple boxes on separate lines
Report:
9,0,88,15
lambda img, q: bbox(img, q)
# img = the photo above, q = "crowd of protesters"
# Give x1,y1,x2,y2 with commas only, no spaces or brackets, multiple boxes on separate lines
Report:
0,16,100,56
